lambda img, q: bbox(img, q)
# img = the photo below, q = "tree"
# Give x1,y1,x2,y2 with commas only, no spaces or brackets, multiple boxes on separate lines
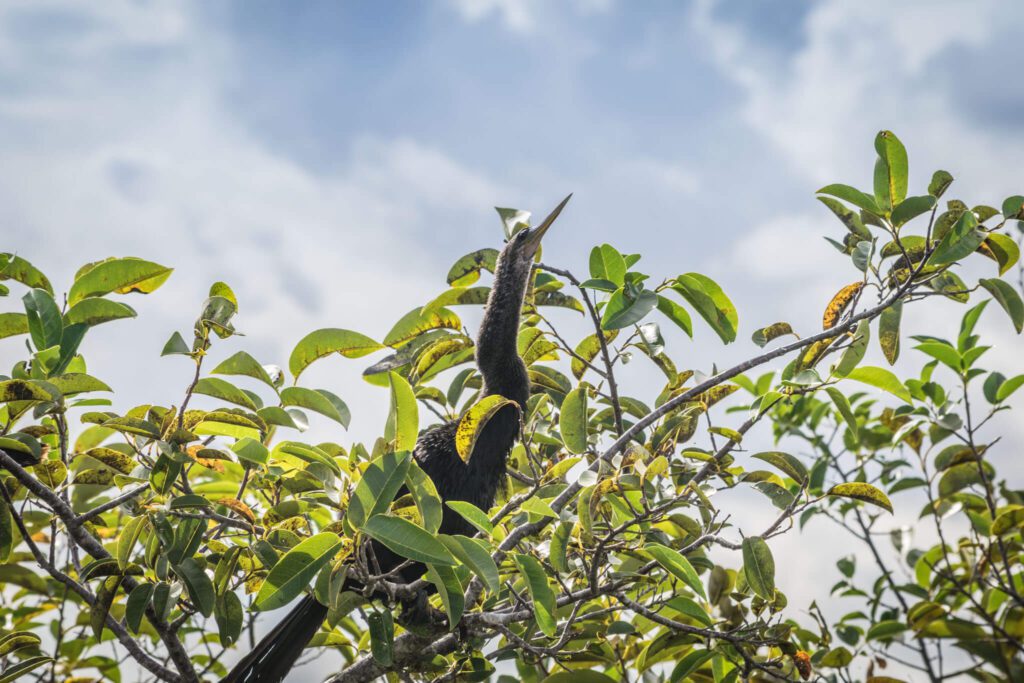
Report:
0,131,1021,683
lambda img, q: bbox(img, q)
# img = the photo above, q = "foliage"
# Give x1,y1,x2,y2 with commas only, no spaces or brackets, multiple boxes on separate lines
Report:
0,132,1022,683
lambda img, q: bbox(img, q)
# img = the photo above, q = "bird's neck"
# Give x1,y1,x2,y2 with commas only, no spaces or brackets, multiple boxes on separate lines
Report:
475,258,531,409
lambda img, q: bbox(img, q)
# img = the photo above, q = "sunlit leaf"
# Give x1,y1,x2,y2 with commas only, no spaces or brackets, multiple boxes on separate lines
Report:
69,257,172,305
455,395,520,462
827,483,893,513
671,273,738,343
844,366,911,403
255,533,345,611
362,515,456,566
289,328,384,380
64,298,137,327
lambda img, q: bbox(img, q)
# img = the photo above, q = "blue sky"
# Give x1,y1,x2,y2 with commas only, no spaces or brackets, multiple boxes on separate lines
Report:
3,1,1023,680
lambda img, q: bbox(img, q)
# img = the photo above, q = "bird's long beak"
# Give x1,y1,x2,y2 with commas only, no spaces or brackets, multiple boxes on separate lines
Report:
523,193,572,255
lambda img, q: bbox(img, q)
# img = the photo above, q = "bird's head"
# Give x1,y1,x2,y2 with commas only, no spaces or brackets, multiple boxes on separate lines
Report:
498,194,572,275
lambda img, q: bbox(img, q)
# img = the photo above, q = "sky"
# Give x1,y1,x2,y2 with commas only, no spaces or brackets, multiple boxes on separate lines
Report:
2,1,1023,681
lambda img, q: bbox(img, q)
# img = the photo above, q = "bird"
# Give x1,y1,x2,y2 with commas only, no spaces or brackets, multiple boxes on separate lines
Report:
222,194,572,683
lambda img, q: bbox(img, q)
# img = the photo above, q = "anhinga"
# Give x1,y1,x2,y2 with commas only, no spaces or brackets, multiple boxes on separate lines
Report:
222,195,571,683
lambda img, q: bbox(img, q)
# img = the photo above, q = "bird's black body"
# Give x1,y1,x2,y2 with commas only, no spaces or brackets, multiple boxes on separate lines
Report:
222,196,570,683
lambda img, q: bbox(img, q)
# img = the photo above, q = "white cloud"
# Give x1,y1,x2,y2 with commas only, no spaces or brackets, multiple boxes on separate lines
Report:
448,0,537,33
0,1,512,444
691,0,1024,197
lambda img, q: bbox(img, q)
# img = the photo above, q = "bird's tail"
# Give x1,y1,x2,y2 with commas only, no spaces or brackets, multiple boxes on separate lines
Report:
221,595,328,683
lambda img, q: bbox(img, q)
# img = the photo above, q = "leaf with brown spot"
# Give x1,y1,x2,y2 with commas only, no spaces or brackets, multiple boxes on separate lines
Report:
218,498,255,523
446,248,499,287
823,282,864,329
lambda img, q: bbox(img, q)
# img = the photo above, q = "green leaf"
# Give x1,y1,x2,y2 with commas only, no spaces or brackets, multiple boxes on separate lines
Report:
387,372,419,451
996,374,1024,402
0,656,53,683
891,195,936,227
873,130,909,210
272,441,340,474
914,341,961,371
439,535,500,594
752,451,808,484
455,395,519,462
367,609,395,665
124,583,153,634
384,306,461,348
589,244,627,285
69,257,172,305
348,450,412,529
117,515,148,570
362,515,457,566
833,320,869,378
867,620,908,641
930,210,984,265
193,412,261,441
601,288,657,330
1002,195,1024,220
0,312,28,340
48,373,111,396
175,560,215,618
281,387,350,428
938,462,989,498
445,500,494,537
23,288,63,351
878,301,902,365
0,497,13,562
741,537,775,601
63,298,137,327
215,590,244,647
161,331,191,357
656,294,693,337
645,543,706,599
0,254,52,294
559,387,588,454
426,563,464,627
212,351,277,388
844,366,911,403
255,533,345,611
827,482,893,513
289,328,384,380
193,377,258,410
672,273,737,343
825,387,859,445
543,673,617,683
817,184,881,215
982,233,1020,276
231,437,269,467
513,554,557,636
979,278,1024,333
91,576,122,638
928,170,954,198
405,460,443,534
818,196,871,238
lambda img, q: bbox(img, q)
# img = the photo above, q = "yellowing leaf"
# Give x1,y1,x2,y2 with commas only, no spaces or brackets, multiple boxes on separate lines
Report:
68,257,172,305
455,395,519,462
822,282,863,330
289,328,384,380
827,482,894,513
